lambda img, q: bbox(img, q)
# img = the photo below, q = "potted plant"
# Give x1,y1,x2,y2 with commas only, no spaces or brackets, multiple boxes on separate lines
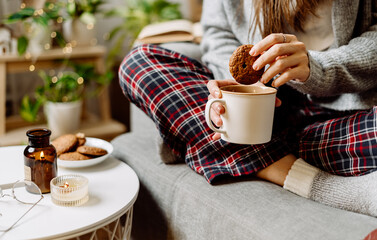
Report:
20,61,109,136
4,1,64,55
62,0,104,46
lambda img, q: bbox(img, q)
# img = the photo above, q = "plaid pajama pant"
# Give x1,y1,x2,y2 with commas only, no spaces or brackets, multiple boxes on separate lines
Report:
119,44,377,183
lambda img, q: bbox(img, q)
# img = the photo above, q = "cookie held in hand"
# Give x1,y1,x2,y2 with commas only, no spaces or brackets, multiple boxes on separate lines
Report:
229,44,265,85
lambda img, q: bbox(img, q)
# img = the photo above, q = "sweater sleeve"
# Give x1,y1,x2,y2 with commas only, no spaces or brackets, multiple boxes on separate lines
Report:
200,0,241,80
288,4,377,97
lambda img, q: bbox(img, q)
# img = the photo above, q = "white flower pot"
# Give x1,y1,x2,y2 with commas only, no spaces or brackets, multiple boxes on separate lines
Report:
63,18,97,46
44,100,82,137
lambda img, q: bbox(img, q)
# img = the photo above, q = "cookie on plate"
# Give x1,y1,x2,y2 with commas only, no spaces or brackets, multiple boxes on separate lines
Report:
76,132,86,146
59,152,91,161
52,134,78,155
229,44,265,85
77,146,108,156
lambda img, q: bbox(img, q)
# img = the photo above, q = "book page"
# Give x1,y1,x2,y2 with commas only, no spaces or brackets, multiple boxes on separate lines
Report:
137,19,194,40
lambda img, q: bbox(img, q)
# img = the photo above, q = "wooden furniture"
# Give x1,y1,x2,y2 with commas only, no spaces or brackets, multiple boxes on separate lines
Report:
0,46,126,146
0,145,139,240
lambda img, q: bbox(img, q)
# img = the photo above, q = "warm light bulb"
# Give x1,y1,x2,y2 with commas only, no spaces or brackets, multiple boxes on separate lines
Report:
29,65,35,72
77,77,84,84
51,32,57,38
25,52,31,59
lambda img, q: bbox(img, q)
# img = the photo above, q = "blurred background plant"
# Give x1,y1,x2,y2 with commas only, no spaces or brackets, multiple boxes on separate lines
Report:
65,0,104,25
20,60,109,122
4,1,65,55
104,0,182,70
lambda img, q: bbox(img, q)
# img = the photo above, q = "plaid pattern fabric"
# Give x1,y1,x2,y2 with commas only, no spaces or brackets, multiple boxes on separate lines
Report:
119,44,377,183
300,106,377,176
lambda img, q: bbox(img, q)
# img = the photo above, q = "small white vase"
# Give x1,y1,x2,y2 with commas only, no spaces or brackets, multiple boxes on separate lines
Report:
44,100,82,137
63,18,96,46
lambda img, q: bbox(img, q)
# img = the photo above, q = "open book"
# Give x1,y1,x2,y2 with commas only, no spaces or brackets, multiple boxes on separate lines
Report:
136,19,203,44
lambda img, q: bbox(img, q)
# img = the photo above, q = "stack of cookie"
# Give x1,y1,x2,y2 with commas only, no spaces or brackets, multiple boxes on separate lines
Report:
52,133,108,161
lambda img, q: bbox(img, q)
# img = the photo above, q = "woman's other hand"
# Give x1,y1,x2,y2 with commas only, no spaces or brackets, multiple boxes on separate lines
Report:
206,80,281,140
250,33,309,88
207,80,238,140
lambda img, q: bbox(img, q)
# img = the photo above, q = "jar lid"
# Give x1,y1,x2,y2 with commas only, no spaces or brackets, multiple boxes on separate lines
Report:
26,128,52,138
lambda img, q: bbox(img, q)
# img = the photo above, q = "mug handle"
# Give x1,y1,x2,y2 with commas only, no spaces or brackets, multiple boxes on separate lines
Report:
204,98,226,134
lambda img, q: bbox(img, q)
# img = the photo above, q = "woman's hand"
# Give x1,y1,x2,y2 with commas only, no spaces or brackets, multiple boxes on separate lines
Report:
250,33,309,88
207,79,238,140
206,80,282,140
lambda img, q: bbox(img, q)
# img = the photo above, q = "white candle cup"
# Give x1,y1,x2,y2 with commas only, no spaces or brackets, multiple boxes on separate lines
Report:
50,174,89,207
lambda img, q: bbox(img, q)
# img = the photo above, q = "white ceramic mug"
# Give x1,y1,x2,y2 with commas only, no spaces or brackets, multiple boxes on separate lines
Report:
205,85,277,144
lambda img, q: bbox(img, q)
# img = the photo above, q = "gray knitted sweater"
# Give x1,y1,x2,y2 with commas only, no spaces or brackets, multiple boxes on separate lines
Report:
200,0,377,111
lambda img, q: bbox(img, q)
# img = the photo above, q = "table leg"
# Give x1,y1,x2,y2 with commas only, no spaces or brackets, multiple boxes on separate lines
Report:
0,63,6,136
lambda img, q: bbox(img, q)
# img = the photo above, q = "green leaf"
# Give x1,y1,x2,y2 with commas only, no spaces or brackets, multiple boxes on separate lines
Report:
17,36,28,55
54,31,66,47
20,95,43,122
6,8,35,23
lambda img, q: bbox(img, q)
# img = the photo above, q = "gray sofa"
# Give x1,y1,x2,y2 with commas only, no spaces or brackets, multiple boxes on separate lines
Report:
111,43,377,240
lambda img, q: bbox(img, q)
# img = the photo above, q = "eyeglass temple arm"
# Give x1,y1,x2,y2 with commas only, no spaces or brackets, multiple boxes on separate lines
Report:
0,183,16,190
0,195,44,232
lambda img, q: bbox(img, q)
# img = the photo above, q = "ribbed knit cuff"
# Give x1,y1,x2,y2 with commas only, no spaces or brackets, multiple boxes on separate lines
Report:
283,159,320,198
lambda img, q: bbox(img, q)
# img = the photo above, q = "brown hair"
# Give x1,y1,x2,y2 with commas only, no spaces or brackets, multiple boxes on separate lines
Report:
252,0,323,38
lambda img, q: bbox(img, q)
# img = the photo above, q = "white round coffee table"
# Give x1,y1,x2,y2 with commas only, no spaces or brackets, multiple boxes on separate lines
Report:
0,145,139,240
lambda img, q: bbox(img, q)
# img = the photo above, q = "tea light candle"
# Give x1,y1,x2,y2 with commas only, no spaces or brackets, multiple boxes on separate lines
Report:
50,175,89,207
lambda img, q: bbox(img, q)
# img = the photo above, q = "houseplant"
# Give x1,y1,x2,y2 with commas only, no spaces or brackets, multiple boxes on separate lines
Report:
5,1,64,55
62,0,105,46
20,61,109,136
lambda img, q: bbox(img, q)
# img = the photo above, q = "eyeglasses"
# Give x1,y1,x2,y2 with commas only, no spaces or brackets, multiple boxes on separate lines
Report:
0,180,44,232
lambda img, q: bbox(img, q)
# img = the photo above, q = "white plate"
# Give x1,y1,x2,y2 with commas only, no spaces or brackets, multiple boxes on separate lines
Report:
57,137,113,168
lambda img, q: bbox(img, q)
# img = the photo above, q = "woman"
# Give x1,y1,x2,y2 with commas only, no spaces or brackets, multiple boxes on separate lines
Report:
119,0,377,217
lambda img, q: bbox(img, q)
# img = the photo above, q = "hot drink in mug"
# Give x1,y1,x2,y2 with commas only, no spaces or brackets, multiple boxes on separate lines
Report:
205,84,277,145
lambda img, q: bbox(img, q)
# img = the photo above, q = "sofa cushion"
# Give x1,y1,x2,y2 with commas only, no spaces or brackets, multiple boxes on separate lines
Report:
111,107,377,240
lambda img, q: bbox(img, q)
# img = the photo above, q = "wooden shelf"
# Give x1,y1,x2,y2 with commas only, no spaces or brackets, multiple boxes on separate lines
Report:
0,119,126,146
0,45,127,145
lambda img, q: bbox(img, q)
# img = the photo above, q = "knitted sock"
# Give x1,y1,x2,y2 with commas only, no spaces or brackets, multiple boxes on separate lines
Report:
283,159,377,217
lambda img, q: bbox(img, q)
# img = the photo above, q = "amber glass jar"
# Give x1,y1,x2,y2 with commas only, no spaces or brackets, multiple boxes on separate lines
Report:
24,128,57,193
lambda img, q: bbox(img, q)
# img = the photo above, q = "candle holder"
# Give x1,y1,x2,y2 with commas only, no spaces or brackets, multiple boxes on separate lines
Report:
24,128,57,193
50,175,89,207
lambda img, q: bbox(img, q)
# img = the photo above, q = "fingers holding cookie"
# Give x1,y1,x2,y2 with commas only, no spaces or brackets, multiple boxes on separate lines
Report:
249,33,309,87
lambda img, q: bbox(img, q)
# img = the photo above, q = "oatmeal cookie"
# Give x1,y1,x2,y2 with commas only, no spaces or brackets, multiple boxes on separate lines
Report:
77,146,108,156
51,134,78,155
59,152,91,160
229,44,264,84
